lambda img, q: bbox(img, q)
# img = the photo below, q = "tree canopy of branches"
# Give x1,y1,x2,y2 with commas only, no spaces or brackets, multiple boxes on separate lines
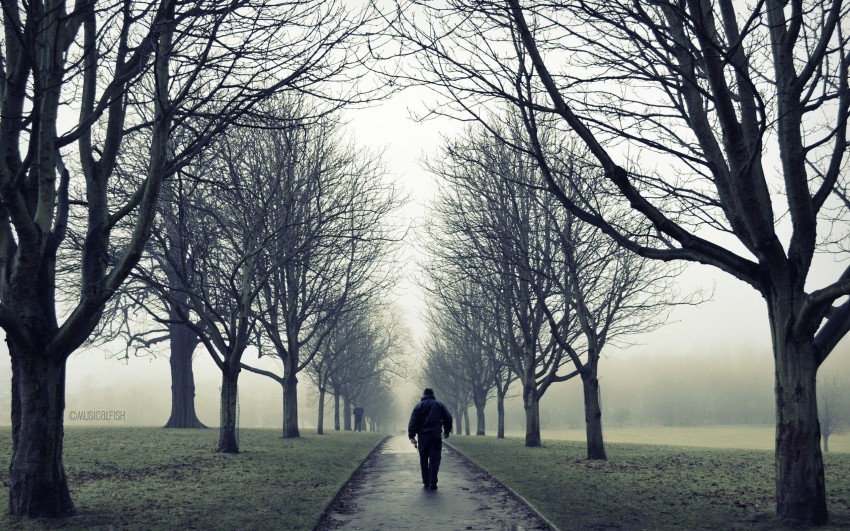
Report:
1,0,382,517
425,121,574,447
389,0,850,523
421,289,498,436
238,114,404,439
323,307,407,432
424,119,678,455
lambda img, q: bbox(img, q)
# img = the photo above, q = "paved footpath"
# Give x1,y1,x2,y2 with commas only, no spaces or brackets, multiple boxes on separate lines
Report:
316,436,553,531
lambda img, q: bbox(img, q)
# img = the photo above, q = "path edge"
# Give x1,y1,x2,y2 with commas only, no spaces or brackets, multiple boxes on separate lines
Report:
312,435,390,531
446,441,562,531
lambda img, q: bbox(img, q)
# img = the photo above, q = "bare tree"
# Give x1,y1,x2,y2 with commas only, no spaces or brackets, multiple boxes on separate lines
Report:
307,313,369,435
1,0,379,516
426,120,679,455
237,115,403,439
149,133,294,453
389,0,850,523
419,337,471,436
85,183,209,429
818,375,848,453
337,325,399,431
426,123,581,447
423,278,499,435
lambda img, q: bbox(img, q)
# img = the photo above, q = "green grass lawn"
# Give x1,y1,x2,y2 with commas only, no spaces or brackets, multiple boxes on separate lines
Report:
450,435,850,530
0,427,384,530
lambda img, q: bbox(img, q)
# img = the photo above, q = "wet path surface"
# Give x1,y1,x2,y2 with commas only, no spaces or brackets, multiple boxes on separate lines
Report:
316,436,552,531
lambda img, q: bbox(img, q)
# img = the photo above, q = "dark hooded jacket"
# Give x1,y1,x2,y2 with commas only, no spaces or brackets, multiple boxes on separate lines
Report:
408,391,453,440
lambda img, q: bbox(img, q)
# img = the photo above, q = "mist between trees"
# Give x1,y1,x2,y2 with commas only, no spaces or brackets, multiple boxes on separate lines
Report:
2,343,846,437
3,0,850,526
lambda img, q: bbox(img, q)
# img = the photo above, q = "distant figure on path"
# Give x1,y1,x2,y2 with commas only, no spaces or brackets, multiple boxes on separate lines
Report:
407,387,453,490
353,406,365,432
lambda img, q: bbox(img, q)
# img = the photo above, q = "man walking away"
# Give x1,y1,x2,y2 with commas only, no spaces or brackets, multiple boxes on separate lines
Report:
408,388,453,490
353,406,365,432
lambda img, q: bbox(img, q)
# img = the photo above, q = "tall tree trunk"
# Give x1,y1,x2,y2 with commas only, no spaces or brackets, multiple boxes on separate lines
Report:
8,347,75,517
343,396,352,431
282,369,300,438
164,320,206,429
475,402,486,435
523,382,541,447
582,372,606,460
823,434,830,453
218,365,240,453
463,408,471,435
497,387,506,439
334,391,341,431
317,387,326,435
772,315,826,525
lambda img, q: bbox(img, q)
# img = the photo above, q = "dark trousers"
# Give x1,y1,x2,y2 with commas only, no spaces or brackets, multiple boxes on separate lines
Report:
418,434,442,486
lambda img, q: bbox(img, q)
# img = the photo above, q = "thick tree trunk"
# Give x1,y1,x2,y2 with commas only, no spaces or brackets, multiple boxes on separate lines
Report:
282,370,300,438
8,349,75,517
317,387,326,435
497,388,505,439
523,383,542,447
475,402,486,435
334,392,341,431
463,408,471,435
582,373,607,460
164,320,206,429
218,366,240,453
773,332,826,524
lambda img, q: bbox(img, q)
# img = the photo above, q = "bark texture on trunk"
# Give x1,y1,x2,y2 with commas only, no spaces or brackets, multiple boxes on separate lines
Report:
164,320,206,429
582,373,607,460
218,366,240,453
8,349,74,517
282,370,300,438
774,332,826,524
523,383,541,447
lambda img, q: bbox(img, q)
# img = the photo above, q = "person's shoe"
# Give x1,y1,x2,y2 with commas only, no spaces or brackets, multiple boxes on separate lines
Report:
429,484,438,490
423,484,430,489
